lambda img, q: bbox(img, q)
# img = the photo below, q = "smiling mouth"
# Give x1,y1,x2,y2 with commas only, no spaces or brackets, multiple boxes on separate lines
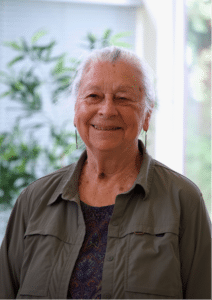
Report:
92,125,122,131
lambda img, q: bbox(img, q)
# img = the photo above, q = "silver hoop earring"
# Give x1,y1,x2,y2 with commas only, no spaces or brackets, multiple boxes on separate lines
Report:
75,129,78,149
144,131,147,152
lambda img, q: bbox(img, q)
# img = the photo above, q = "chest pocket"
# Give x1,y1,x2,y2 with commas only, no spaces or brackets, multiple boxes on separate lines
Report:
18,229,64,298
125,228,182,299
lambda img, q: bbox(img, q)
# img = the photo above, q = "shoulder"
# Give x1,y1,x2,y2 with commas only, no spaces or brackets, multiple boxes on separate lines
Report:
147,159,210,236
26,164,74,194
151,159,202,211
16,162,77,210
153,159,201,191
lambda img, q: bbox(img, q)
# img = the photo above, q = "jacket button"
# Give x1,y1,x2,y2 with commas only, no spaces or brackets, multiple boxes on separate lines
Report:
103,293,111,299
107,256,114,261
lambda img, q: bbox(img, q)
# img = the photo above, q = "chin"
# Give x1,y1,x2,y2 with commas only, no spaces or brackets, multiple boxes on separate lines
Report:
89,140,123,152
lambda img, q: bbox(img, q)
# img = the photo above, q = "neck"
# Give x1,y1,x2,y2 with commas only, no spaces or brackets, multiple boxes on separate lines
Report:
85,142,142,181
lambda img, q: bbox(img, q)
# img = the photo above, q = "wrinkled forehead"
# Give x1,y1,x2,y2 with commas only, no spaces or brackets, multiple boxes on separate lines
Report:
80,59,144,88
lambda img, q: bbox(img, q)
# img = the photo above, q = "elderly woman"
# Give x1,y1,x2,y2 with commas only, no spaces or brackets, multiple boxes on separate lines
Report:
0,46,211,299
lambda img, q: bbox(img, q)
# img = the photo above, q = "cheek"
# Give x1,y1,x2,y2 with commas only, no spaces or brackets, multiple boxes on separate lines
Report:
74,104,94,132
132,113,145,134
74,103,87,122
125,107,144,127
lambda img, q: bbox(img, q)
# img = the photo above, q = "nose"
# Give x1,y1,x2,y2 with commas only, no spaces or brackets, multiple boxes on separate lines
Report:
98,95,118,118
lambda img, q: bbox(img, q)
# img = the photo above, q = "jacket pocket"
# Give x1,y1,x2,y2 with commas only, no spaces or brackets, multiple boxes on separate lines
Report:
18,232,63,298
125,230,182,299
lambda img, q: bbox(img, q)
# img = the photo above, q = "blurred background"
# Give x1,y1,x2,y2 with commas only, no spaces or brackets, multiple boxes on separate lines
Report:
0,0,211,243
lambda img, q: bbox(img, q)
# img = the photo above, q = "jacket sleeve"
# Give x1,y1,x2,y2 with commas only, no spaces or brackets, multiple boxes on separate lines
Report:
0,188,28,299
179,193,211,299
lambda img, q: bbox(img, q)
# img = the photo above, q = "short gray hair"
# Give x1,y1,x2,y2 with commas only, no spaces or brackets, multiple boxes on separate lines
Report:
70,46,155,114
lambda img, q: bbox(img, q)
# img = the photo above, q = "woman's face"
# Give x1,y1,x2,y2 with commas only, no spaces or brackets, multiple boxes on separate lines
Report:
74,60,151,153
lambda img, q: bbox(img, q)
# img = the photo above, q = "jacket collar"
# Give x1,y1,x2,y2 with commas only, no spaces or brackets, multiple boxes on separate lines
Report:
47,140,155,205
47,151,87,205
134,140,155,199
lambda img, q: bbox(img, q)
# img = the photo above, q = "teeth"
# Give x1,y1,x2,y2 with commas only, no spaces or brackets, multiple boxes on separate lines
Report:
92,125,120,131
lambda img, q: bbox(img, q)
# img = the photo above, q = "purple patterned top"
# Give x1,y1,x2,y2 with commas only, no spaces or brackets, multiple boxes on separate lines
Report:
67,200,115,299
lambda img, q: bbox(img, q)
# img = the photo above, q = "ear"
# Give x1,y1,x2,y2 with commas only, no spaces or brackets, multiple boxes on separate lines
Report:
143,110,152,132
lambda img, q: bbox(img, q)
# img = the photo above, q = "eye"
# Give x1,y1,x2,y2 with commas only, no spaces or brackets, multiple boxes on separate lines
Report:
89,94,98,98
85,93,101,103
116,96,130,102
115,95,137,105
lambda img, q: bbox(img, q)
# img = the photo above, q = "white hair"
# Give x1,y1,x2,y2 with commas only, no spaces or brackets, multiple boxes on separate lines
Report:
70,46,155,114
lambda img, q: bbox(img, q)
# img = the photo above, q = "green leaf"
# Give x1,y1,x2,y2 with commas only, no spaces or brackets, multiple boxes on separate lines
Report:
31,29,48,44
0,91,13,98
110,31,132,48
103,29,112,40
13,81,24,91
15,161,27,173
44,41,56,61
55,74,71,83
52,55,66,75
20,37,29,53
111,31,132,40
32,146,41,158
3,41,22,51
110,41,132,48
85,32,97,50
7,55,25,67
101,29,112,48
87,32,97,43
3,148,18,161
46,40,56,50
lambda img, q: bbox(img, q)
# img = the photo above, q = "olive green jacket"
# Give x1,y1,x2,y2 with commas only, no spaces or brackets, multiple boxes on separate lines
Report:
0,141,211,299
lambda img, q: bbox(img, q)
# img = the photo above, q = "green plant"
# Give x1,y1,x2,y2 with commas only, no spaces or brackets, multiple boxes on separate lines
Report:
80,29,132,50
0,124,40,207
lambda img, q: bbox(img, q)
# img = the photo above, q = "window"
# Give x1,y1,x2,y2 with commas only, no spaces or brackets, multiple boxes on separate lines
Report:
185,0,211,216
